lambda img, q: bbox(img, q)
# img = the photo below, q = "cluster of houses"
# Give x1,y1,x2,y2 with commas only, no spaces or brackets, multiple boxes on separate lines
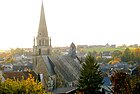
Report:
0,62,32,72
0,54,32,72
1,45,139,94
0,54,33,81
1,1,140,93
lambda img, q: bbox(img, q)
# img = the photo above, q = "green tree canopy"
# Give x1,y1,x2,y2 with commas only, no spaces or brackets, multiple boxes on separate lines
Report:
111,50,122,58
122,48,132,62
78,53,103,93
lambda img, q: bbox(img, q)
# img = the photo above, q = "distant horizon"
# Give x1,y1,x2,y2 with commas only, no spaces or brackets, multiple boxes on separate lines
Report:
1,43,140,50
0,0,140,50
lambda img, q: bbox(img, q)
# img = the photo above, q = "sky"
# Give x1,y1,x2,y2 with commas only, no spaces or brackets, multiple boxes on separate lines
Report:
0,0,140,50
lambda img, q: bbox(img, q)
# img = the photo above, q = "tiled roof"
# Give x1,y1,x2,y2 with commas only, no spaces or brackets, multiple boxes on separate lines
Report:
3,71,37,80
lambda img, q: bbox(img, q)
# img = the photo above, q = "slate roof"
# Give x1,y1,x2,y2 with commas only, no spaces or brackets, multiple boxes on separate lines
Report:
49,55,81,82
102,77,112,86
42,55,55,76
52,87,77,94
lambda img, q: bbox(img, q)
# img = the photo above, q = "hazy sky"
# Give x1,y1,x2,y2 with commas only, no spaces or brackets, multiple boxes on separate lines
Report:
0,0,140,49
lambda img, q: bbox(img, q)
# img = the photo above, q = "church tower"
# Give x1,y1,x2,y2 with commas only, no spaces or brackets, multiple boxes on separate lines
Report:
33,2,51,55
68,42,76,58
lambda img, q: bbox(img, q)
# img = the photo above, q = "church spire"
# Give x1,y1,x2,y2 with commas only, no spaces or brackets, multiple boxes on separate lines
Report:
36,1,49,47
34,1,51,55
37,1,48,38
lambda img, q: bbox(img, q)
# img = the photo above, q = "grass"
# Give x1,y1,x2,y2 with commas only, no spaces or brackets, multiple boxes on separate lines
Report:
81,47,126,53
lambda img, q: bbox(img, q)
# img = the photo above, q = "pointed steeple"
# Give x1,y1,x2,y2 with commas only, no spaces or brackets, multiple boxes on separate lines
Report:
37,2,48,38
36,1,49,47
34,1,51,55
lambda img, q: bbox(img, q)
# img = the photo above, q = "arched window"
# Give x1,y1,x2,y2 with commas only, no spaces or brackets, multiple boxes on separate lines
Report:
39,40,41,46
42,40,44,46
39,49,41,55
45,39,48,46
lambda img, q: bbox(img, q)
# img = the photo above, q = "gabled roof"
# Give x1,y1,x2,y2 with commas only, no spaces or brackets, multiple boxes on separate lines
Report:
49,55,81,82
42,55,55,76
70,42,76,49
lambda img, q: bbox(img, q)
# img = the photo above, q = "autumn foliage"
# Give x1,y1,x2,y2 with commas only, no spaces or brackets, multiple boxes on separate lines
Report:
0,74,46,94
109,57,121,64
111,71,140,94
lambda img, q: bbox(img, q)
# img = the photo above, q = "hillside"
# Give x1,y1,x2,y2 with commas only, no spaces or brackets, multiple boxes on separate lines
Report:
80,47,126,53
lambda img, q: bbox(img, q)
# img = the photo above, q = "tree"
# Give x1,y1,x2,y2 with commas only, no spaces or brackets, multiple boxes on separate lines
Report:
121,48,132,62
134,48,140,63
96,56,102,63
92,50,97,58
111,50,122,58
109,57,121,64
5,54,16,63
111,70,140,94
78,53,103,94
0,74,46,94
111,71,132,94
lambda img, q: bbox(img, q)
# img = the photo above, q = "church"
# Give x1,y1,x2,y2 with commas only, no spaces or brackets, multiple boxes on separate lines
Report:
33,2,81,91
33,1,51,55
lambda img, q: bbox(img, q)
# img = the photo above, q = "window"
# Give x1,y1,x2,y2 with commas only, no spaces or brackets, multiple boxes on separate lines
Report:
42,40,44,46
39,40,41,46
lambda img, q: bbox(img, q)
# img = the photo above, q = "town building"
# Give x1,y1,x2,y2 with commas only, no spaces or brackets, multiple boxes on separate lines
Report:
33,2,52,56
32,2,81,90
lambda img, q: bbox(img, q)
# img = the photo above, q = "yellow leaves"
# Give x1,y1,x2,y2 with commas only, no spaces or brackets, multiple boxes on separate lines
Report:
20,74,45,93
109,57,121,64
3,78,21,93
0,74,46,94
